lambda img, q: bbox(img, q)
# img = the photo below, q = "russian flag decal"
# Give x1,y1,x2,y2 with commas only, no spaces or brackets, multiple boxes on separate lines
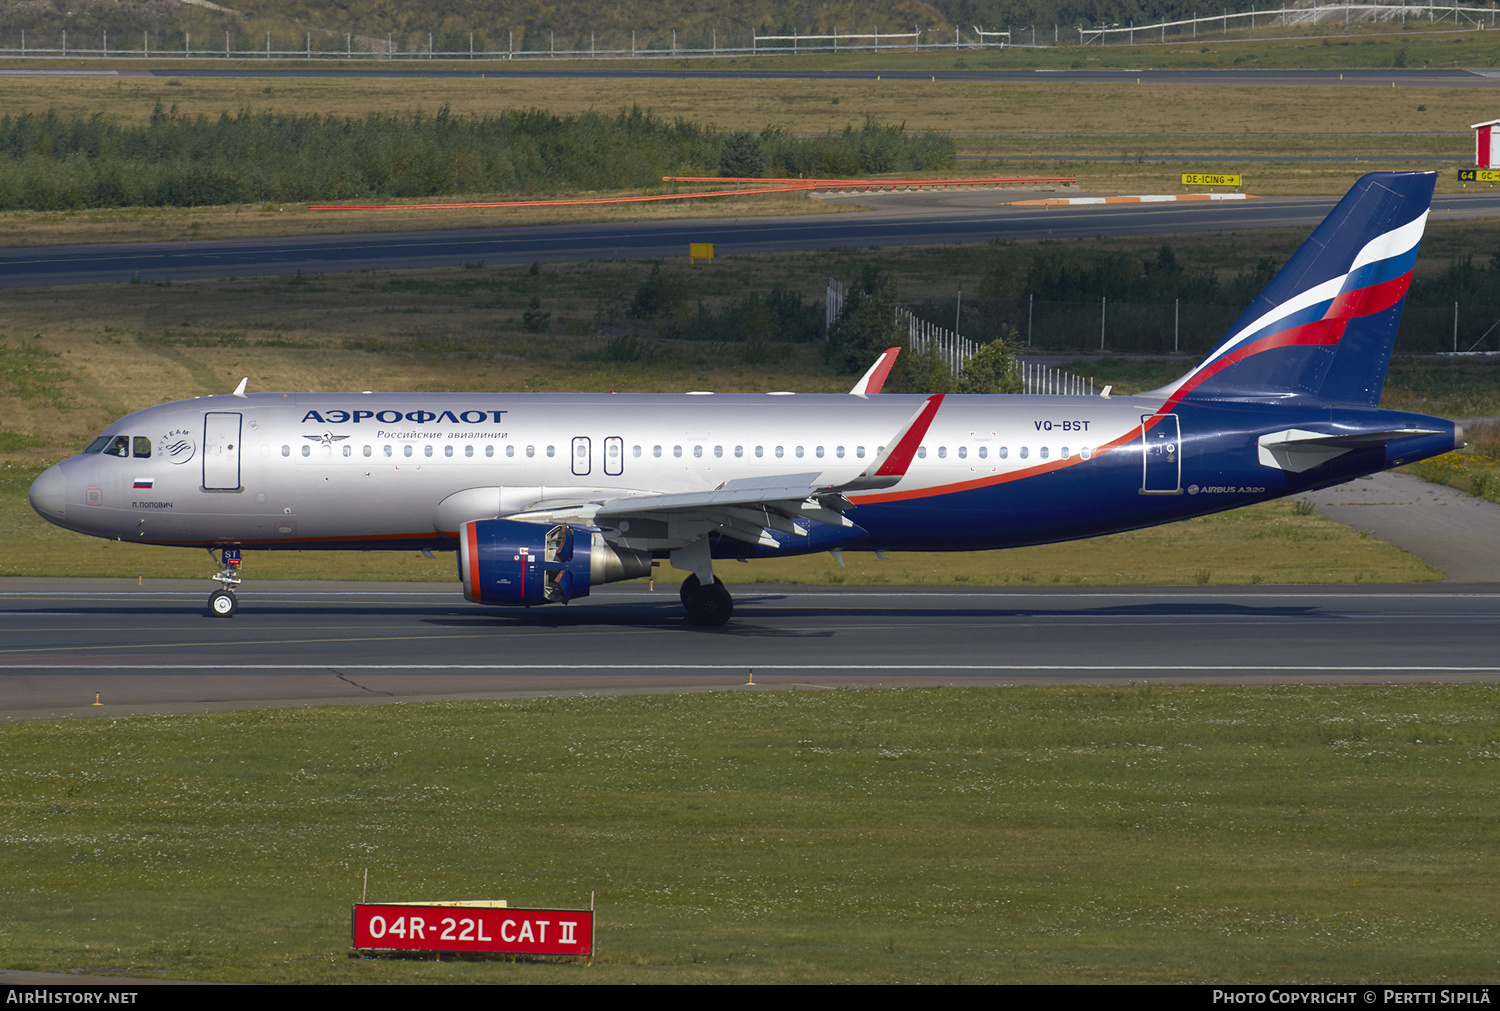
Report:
133,477,154,489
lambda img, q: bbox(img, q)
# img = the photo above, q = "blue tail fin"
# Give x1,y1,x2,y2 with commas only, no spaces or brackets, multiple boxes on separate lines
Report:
1155,171,1434,408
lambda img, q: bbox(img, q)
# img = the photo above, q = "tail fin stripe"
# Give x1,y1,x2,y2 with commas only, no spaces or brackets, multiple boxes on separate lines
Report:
1347,211,1428,275
1210,223,1421,369
1146,172,1434,409
1163,230,1421,404
1159,269,1412,413
1327,272,1413,320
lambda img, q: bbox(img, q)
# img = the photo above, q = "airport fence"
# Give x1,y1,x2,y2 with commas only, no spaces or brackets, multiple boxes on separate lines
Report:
1079,3,1499,45
1010,296,1500,355
0,5,1493,61
0,26,1015,62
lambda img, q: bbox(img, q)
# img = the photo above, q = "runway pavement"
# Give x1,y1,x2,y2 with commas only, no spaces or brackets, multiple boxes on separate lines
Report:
6,191,1500,289
2,580,1497,720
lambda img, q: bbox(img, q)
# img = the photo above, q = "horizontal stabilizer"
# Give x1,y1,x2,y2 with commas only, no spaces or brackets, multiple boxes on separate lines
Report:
1257,427,1443,473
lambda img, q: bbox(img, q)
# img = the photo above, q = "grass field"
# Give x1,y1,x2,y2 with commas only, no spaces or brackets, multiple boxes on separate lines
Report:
0,56,1488,247
3,686,1498,983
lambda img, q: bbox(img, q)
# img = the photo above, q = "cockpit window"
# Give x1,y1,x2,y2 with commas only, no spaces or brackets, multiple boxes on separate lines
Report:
133,437,152,458
84,436,111,454
103,436,130,458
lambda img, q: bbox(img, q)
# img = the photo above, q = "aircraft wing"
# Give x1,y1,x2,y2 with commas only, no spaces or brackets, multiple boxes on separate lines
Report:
509,394,946,550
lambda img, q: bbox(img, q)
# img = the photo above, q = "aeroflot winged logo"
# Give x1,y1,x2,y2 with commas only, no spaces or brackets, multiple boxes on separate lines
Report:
301,409,509,425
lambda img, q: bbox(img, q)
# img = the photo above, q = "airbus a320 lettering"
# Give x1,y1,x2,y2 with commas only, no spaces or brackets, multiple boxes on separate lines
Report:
30,172,1461,624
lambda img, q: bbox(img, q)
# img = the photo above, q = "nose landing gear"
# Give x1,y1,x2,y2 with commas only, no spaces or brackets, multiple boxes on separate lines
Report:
207,546,241,618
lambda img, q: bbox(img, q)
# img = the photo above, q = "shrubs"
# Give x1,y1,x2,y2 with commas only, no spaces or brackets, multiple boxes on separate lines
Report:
0,106,955,210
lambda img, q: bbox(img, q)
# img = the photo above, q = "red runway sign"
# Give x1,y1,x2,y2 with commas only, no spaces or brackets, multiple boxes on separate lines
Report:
352,903,593,955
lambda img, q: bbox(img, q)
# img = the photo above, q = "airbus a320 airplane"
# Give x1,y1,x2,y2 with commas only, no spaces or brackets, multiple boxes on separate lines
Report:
30,172,1460,625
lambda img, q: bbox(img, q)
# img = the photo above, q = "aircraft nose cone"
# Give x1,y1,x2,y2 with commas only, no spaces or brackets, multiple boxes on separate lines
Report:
29,464,66,523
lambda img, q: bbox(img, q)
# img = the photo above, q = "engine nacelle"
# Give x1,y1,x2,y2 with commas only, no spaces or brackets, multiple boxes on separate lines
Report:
457,519,652,606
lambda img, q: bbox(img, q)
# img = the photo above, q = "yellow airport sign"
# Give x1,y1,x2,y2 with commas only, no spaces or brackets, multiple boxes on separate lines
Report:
1458,169,1500,182
1181,173,1241,187
689,243,714,261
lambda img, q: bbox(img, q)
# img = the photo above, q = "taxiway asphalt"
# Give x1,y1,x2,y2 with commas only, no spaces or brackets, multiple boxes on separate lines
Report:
2,580,1497,720
6,191,1500,289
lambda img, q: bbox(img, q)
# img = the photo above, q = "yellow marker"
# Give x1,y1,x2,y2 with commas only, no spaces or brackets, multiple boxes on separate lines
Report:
746,669,755,685
92,693,102,707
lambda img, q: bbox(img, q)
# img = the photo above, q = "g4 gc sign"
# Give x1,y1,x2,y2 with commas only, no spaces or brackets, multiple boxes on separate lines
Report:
352,903,593,956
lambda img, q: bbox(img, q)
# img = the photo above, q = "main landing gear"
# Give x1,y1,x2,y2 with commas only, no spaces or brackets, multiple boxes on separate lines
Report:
207,546,241,618
671,537,734,626
679,573,734,627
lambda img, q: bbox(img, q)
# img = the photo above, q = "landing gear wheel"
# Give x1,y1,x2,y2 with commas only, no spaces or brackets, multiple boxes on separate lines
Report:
208,589,238,618
679,573,701,606
682,576,733,626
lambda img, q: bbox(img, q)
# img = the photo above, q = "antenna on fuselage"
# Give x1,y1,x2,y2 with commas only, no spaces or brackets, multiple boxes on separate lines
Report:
232,377,249,398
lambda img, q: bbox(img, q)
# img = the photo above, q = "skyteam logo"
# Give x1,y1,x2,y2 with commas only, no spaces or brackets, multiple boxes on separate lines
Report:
159,427,196,465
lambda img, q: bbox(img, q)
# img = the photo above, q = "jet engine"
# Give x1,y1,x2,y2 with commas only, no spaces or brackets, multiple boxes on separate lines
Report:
457,519,652,606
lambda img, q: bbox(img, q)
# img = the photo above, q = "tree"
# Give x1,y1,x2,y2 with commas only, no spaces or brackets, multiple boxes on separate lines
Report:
956,332,1023,394
718,131,765,179
521,295,550,333
825,279,902,374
